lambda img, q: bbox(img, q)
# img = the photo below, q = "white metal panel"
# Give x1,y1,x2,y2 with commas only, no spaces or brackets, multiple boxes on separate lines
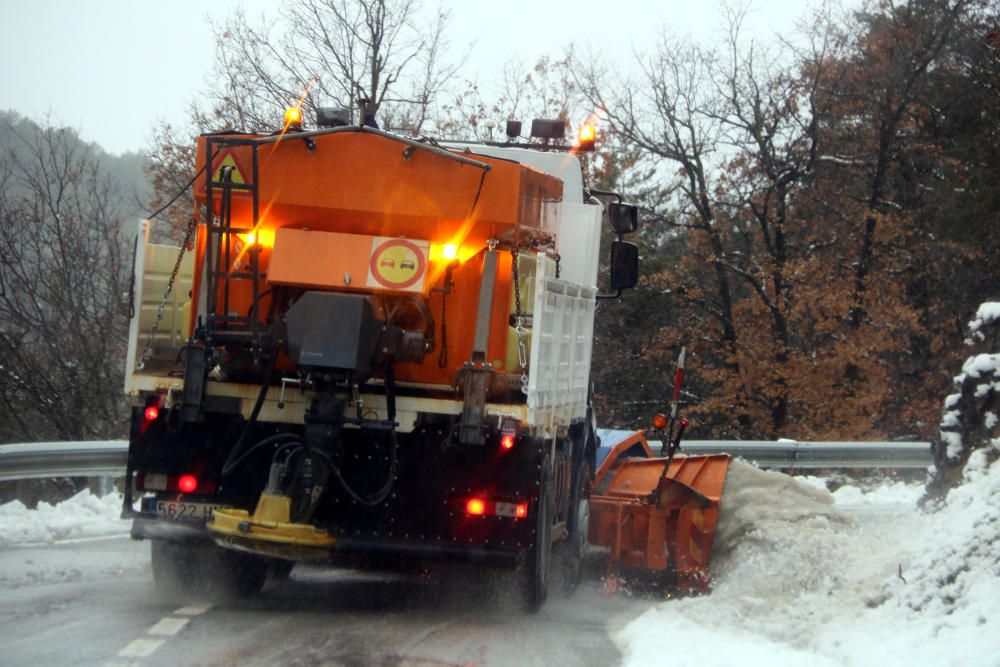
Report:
123,220,149,394
526,253,597,433
557,202,602,288
444,145,586,203
123,220,194,394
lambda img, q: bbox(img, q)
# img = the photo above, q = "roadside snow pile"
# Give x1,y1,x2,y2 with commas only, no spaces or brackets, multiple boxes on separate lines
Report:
0,490,128,546
823,448,1000,666
617,456,1000,667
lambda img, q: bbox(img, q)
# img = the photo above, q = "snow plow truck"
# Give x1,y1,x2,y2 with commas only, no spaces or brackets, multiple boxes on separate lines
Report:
123,109,731,609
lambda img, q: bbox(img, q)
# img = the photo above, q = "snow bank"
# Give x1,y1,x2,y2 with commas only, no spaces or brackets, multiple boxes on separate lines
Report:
0,490,129,546
821,448,1000,666
617,457,1000,667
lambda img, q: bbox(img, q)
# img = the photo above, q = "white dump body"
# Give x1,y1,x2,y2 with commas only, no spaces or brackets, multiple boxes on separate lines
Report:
459,145,603,432
123,220,194,394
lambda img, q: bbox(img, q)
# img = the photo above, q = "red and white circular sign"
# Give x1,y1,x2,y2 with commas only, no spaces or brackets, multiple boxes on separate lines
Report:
369,238,427,290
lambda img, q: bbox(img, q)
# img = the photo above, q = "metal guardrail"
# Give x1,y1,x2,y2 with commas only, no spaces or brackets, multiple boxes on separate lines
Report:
678,440,932,469
596,430,932,470
0,440,128,482
0,436,933,483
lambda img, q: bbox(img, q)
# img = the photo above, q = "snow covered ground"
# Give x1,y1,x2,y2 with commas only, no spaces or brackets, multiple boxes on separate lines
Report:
618,451,1000,667
1,450,997,666
0,488,129,547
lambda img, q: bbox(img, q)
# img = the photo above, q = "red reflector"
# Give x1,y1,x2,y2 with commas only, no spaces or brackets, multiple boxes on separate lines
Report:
144,405,160,421
500,433,515,450
177,474,198,494
515,503,528,519
466,498,486,516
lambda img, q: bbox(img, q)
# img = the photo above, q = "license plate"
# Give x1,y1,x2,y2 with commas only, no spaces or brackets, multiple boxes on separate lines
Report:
151,500,228,521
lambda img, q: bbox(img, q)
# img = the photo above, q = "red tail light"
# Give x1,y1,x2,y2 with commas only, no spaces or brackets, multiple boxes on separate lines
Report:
499,417,519,452
144,404,160,422
461,498,528,520
177,474,198,494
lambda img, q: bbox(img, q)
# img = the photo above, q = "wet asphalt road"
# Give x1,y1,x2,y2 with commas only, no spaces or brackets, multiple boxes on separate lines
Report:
0,537,652,667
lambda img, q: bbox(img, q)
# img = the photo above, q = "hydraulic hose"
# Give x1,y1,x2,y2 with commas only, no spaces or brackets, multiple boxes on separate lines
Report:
317,360,399,507
221,352,278,476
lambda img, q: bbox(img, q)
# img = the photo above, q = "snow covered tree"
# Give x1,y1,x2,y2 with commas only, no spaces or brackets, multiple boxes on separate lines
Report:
927,302,1000,499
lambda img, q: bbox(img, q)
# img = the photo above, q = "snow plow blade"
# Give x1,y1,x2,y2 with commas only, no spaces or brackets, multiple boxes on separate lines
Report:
588,431,731,593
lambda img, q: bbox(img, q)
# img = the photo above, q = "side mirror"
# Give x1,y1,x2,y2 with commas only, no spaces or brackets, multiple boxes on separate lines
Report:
610,241,639,291
608,203,638,234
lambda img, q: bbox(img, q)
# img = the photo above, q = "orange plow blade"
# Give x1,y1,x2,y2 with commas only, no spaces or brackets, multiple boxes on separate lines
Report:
588,431,731,593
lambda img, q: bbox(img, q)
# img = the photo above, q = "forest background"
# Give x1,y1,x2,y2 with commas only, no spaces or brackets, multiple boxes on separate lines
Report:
1,0,998,457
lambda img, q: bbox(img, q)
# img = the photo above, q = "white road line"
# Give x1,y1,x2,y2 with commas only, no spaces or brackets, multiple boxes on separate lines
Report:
173,603,213,616
118,638,165,658
147,617,189,637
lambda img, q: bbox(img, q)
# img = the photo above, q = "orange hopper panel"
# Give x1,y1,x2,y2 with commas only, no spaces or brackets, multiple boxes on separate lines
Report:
187,128,563,386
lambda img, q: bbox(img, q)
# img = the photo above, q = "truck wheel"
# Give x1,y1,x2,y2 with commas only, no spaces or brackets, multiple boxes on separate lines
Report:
556,462,590,595
519,474,552,612
151,539,199,596
268,559,295,581
201,547,269,599
151,540,267,600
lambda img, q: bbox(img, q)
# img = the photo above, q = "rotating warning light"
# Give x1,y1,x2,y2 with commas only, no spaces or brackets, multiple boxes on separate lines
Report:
577,124,596,151
466,498,486,516
237,229,275,248
284,106,303,127
442,243,458,260
177,474,198,494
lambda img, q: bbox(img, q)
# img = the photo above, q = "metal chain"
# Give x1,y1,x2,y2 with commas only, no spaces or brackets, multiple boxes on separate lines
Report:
136,211,200,370
511,247,529,395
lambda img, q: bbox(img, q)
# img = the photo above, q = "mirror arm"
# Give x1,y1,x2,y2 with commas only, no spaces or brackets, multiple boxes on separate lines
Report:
596,290,623,301
586,187,623,203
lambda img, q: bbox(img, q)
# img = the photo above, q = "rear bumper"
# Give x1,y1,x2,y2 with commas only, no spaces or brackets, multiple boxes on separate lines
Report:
128,509,520,568
129,509,215,543
328,536,518,567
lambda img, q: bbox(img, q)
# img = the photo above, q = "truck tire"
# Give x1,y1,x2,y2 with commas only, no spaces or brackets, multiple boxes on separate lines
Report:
151,539,268,600
555,461,590,595
519,469,553,612
151,539,199,596
205,548,269,599
269,559,295,581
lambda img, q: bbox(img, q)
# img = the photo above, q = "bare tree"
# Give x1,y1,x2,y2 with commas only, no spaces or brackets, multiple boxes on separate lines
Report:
198,0,460,134
572,5,939,439
0,119,130,443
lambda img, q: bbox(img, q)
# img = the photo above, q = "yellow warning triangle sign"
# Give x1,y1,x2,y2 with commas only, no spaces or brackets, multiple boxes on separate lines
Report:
211,150,247,184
